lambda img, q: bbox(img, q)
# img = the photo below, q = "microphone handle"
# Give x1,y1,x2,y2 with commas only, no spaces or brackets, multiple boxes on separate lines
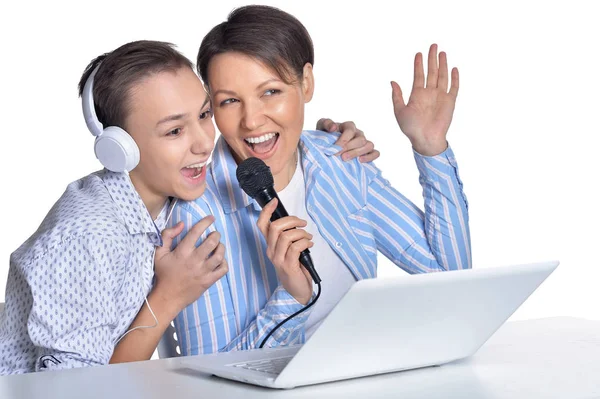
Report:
254,187,321,284
254,187,290,222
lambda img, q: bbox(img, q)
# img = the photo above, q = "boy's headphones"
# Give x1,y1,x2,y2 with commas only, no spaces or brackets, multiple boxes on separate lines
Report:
81,65,140,173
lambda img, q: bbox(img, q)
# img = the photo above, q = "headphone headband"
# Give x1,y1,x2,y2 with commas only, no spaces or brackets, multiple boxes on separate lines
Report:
82,65,104,137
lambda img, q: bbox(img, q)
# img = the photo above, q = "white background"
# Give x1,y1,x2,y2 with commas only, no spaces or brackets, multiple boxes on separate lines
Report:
0,0,598,328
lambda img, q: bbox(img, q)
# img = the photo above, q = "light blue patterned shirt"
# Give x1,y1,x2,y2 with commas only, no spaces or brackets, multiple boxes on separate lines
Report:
0,170,170,375
169,130,471,355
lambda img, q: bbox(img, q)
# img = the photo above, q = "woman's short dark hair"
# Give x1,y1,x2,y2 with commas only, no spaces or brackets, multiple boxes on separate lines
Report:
197,5,314,87
78,40,194,131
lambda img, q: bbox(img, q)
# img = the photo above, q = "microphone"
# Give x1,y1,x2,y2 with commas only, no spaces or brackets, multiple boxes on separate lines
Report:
236,157,321,284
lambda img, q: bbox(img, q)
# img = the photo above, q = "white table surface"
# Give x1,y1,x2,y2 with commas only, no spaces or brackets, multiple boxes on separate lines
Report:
1,317,599,398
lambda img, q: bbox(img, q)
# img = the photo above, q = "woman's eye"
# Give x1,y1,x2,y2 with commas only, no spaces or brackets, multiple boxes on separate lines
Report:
167,128,181,136
264,89,281,96
220,98,238,106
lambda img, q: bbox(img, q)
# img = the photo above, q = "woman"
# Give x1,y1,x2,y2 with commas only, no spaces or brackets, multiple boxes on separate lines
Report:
170,5,471,355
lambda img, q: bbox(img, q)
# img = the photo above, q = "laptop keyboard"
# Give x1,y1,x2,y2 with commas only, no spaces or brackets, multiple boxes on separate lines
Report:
231,356,294,375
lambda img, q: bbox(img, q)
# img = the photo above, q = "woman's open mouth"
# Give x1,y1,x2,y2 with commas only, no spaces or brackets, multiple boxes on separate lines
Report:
244,132,279,155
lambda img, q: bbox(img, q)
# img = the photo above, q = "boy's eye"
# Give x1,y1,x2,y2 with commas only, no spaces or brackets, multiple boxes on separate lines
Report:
199,108,213,120
167,128,181,136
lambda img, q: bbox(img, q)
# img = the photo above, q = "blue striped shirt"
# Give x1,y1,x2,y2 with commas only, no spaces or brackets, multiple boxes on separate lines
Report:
169,130,471,355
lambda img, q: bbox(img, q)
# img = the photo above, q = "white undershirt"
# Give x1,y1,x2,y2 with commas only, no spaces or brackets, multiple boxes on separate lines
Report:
276,152,356,339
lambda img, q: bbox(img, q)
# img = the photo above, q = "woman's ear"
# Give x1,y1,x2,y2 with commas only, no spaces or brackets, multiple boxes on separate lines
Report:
301,63,315,103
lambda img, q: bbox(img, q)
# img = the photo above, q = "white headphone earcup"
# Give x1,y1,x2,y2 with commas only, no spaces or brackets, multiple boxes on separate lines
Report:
94,126,140,173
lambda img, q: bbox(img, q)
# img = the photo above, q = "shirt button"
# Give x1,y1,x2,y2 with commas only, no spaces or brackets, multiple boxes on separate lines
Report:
308,205,314,212
335,242,343,248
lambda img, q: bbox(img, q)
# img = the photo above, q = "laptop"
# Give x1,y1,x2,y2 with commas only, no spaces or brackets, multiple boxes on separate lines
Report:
182,260,559,389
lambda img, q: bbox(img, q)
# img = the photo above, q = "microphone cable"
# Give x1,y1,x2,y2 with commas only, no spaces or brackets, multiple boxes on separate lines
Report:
259,282,322,349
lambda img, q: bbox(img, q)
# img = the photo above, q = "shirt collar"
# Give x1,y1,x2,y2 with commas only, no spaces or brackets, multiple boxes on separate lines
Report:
210,136,256,214
298,130,342,168
100,170,164,246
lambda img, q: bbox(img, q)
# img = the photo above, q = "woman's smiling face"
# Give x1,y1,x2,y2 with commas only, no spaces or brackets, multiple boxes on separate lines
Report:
207,51,314,190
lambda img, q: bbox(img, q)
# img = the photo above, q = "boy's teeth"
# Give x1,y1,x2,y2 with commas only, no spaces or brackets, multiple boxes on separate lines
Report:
245,133,276,144
185,161,206,169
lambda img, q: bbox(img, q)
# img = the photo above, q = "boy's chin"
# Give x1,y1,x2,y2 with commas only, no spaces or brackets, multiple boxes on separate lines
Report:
177,185,206,201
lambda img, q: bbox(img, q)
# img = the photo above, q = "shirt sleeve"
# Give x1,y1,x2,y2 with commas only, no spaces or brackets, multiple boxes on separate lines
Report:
220,286,313,351
363,145,472,272
23,234,125,371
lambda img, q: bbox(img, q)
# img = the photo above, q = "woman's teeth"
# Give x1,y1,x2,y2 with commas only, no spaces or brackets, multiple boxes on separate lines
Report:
244,133,277,144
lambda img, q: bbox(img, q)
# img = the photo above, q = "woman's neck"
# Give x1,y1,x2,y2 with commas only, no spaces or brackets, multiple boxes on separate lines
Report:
273,150,298,192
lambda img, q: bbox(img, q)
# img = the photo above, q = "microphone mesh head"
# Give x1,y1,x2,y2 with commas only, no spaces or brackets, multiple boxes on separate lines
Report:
236,157,274,198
